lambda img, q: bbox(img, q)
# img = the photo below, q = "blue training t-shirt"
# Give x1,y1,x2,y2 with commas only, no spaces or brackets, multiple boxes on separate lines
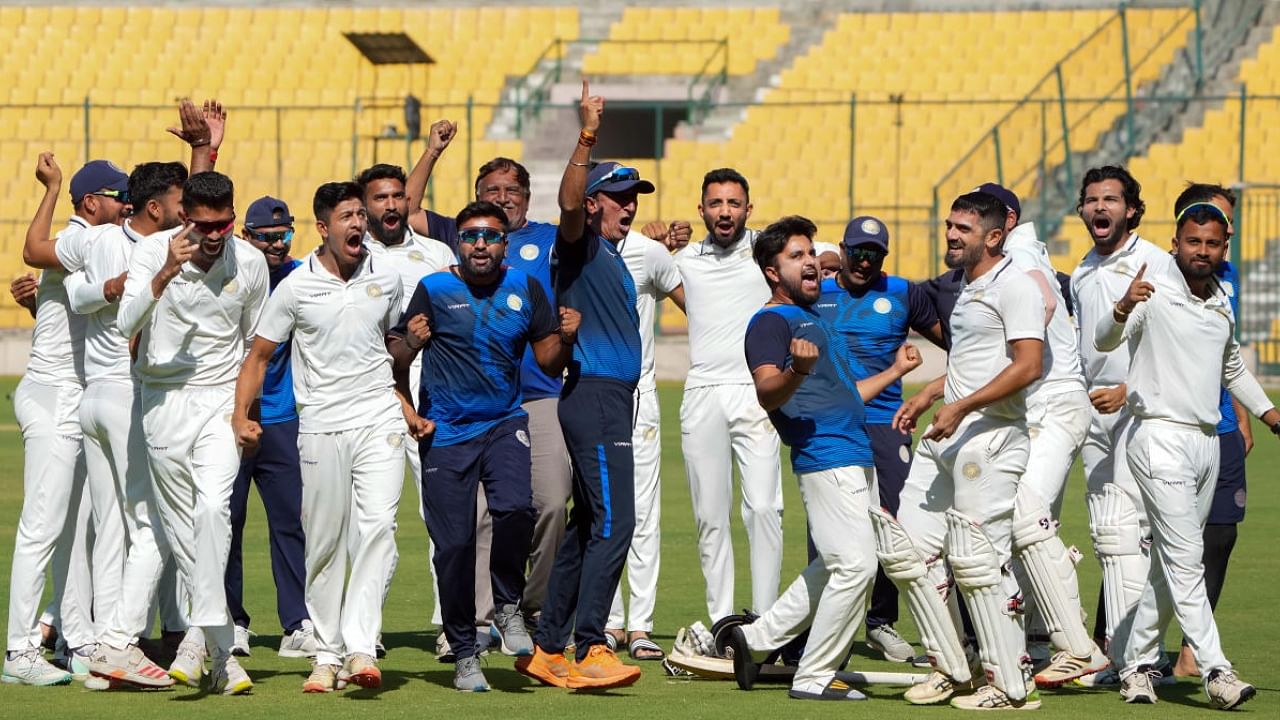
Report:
816,274,938,425
744,303,872,474
1216,260,1240,435
260,258,302,425
395,266,558,446
552,229,641,387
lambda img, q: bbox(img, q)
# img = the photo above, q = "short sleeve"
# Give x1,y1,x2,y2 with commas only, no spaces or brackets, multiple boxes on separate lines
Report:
54,228,87,272
525,274,558,341
744,311,793,373
906,282,940,334
391,282,433,337
999,272,1047,343
256,276,299,345
382,279,404,331
646,241,682,295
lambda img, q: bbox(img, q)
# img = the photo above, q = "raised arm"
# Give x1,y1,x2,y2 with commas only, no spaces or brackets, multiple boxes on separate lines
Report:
23,153,65,270
1095,262,1152,352
531,307,579,377
167,98,224,174
752,337,818,412
855,342,922,403
558,80,602,245
116,226,194,338
406,119,458,235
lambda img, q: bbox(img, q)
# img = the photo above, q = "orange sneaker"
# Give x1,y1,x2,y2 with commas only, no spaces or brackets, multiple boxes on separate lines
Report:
515,647,571,688
345,652,381,689
566,645,641,689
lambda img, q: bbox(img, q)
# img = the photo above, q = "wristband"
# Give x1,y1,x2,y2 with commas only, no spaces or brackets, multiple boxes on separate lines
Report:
578,131,597,147
788,365,810,377
190,139,210,148
1270,419,1280,436
208,150,218,163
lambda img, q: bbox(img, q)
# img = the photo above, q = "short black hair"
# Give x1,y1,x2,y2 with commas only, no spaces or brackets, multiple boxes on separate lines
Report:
753,215,817,273
702,168,750,201
1175,203,1231,232
1174,182,1236,216
182,171,234,212
1077,165,1146,231
355,164,407,196
474,157,531,195
313,181,364,223
128,161,188,210
951,191,1008,235
455,200,509,232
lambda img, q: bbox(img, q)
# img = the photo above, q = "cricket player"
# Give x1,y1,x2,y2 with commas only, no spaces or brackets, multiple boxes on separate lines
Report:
388,200,577,691
883,191,1045,710
1095,200,1275,710
727,216,921,702
4,155,129,685
607,228,685,659
1069,166,1176,678
111,171,267,694
233,181,428,694
669,168,785,624
515,81,644,691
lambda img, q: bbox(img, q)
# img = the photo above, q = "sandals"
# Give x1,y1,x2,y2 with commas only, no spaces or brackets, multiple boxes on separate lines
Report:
628,636,665,661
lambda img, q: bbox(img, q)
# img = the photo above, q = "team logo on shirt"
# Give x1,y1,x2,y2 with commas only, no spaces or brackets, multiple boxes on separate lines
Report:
961,462,981,480
223,278,239,294
507,294,523,312
1222,281,1234,297
874,297,892,314
1029,426,1040,439
898,445,910,464
520,244,539,261
516,429,530,447
409,250,424,263
367,284,383,298
971,290,985,302
387,433,403,448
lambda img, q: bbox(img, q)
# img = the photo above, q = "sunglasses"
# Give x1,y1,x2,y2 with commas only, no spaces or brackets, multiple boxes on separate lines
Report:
845,246,886,264
191,216,236,237
251,229,294,245
586,166,640,195
459,227,506,245
91,189,130,204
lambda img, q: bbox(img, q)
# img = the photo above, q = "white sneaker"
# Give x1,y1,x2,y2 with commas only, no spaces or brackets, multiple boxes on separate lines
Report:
231,626,253,657
167,630,207,687
951,681,1041,710
905,670,977,705
435,631,455,662
1120,666,1158,704
303,662,340,693
1074,665,1119,687
1205,668,1255,710
209,653,253,695
279,620,317,658
67,645,94,680
2,647,72,686
866,624,916,663
87,643,174,688
1034,645,1110,688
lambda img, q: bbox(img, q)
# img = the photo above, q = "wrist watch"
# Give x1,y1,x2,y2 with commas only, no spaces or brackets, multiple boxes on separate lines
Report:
1270,419,1280,436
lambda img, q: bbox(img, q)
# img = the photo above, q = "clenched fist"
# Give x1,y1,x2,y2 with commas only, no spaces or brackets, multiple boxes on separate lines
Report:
405,313,431,351
558,306,581,344
790,337,819,376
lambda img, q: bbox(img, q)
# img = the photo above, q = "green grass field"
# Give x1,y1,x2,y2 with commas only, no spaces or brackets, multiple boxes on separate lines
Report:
0,378,1275,717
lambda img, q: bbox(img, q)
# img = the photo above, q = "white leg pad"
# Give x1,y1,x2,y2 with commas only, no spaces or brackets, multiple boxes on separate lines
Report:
946,509,1028,701
1086,484,1148,661
1013,485,1094,658
869,507,970,682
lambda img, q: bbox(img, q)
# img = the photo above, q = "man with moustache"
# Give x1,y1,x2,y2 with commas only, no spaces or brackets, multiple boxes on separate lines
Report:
233,181,429,694
388,201,579,692
727,215,920,702
222,196,313,660
1095,200,1275,710
115,171,268,695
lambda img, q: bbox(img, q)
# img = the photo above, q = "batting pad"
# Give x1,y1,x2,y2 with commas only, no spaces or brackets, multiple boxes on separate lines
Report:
1086,484,1149,659
1013,485,1094,657
869,507,970,682
946,509,1028,701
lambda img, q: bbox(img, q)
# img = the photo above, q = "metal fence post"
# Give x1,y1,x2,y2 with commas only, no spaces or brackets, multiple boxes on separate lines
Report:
1238,84,1247,183
350,97,360,178
1194,0,1204,87
275,107,283,197
848,93,857,219
82,96,91,162
930,186,939,274
1055,65,1074,197
466,95,474,200
1120,5,1135,157
993,126,1004,185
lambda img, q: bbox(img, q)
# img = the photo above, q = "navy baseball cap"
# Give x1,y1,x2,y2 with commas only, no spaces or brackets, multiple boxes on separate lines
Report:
842,215,890,252
69,160,128,205
585,161,655,196
244,196,295,229
975,182,1021,221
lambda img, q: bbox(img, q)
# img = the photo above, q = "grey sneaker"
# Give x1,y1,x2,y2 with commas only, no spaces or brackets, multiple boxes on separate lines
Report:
2,647,72,686
866,624,915,663
1120,665,1158,704
209,652,253,695
1205,668,1255,710
279,619,317,658
494,604,534,657
231,625,253,657
454,655,490,692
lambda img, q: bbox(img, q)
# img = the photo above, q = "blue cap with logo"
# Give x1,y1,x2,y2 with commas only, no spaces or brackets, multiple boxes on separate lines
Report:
974,182,1021,221
585,161,655,196
69,160,129,205
245,196,295,229
842,215,889,252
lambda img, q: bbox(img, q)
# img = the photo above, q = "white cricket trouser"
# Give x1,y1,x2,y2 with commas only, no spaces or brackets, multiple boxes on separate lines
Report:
743,466,877,692
140,383,239,654
301,419,405,667
82,380,170,649
681,383,783,621
609,387,662,632
1122,420,1229,677
7,378,83,652
52,483,96,650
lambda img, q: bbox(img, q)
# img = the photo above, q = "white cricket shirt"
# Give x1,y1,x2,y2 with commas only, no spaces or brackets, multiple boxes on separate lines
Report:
1070,233,1176,389
27,216,92,387
364,226,456,313
945,256,1046,422
1094,264,1273,433
255,251,404,433
1003,223,1085,398
620,230,683,393
675,229,769,388
117,235,268,388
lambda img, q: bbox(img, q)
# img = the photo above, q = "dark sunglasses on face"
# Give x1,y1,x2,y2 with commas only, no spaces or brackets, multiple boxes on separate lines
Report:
251,229,294,245
459,227,506,245
191,216,236,236
91,189,130,204
845,246,885,264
